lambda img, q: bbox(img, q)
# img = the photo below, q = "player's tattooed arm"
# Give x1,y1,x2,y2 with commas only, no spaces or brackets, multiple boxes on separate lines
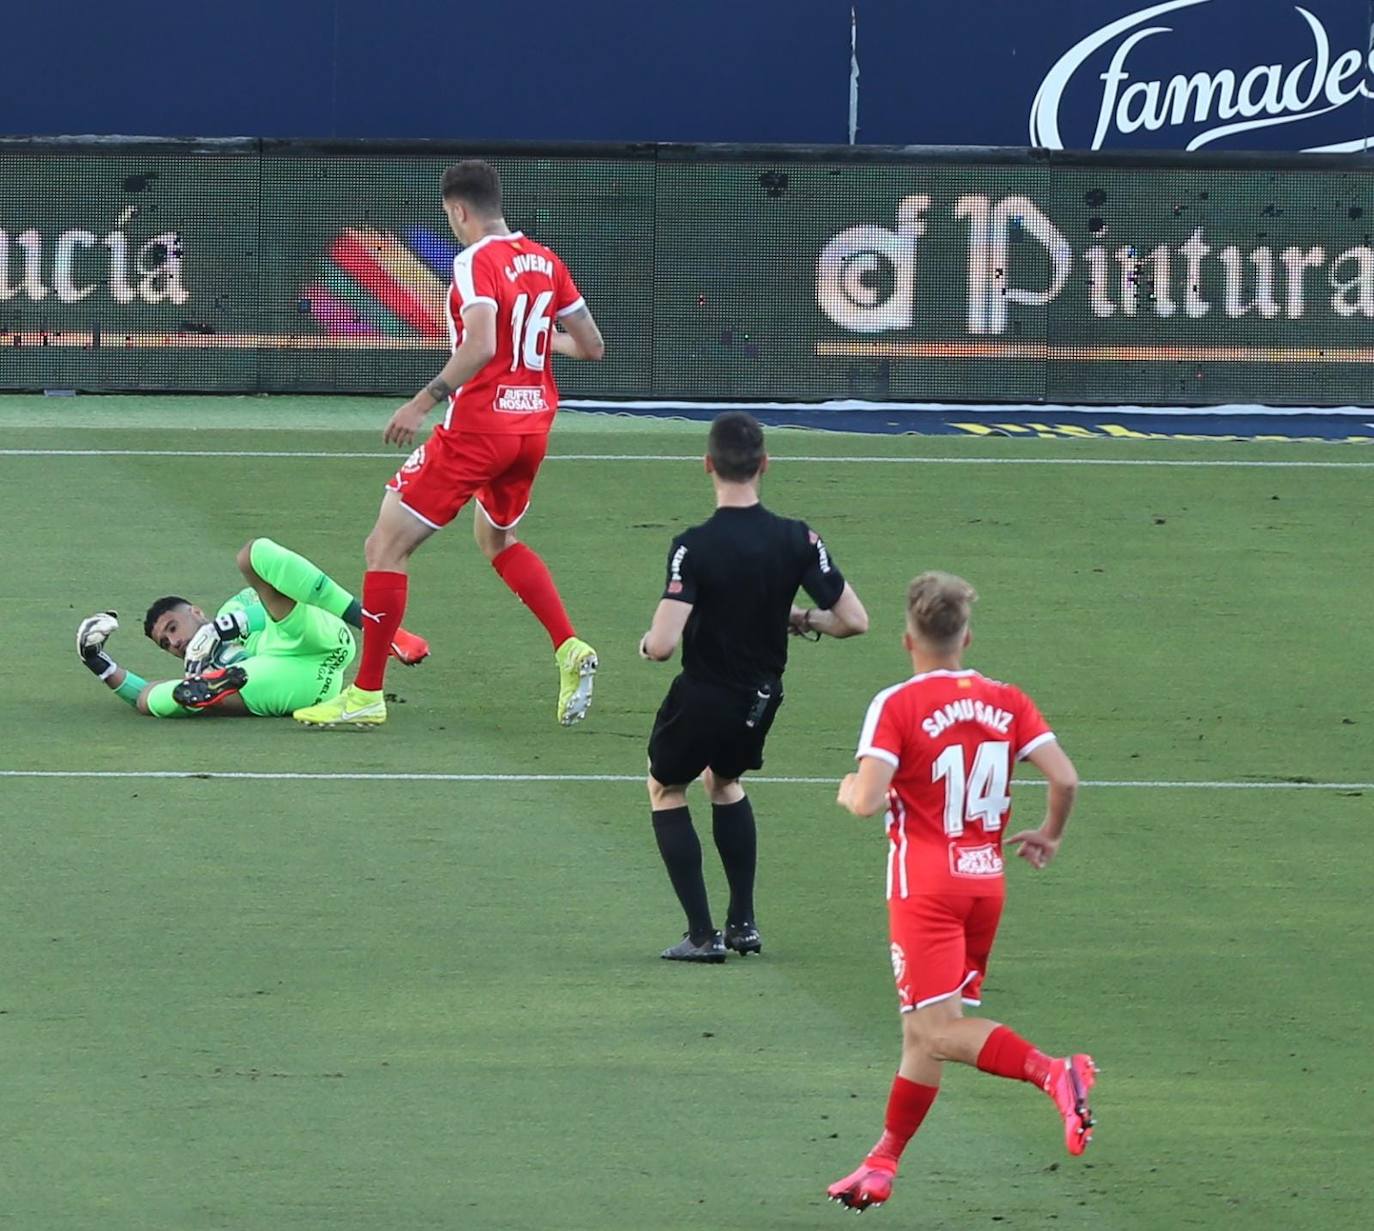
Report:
551,305,605,360
423,376,455,404
384,305,498,447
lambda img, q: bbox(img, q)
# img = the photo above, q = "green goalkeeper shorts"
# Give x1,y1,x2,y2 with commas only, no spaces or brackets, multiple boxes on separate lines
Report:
147,603,356,718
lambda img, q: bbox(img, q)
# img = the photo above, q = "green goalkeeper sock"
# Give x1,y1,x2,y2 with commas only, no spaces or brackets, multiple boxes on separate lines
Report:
248,538,357,619
114,671,148,707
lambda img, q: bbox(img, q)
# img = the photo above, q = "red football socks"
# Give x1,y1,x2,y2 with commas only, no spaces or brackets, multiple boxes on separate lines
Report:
354,570,408,691
491,543,576,649
976,1025,1056,1091
865,1075,939,1170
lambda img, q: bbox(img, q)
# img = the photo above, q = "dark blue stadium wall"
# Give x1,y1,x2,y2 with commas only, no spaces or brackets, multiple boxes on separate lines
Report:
2,0,853,143
8,0,1374,150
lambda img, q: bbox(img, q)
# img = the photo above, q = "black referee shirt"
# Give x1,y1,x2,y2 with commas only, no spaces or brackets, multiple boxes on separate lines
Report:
660,503,846,691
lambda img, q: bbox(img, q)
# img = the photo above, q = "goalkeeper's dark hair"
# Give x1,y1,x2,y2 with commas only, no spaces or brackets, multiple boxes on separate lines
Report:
707,411,766,481
144,595,191,638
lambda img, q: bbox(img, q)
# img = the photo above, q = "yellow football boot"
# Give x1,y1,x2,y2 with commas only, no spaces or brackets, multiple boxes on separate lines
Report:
554,637,598,726
293,684,387,729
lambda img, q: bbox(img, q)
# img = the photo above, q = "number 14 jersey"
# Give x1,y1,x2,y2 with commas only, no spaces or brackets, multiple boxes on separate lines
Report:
442,232,586,435
856,669,1056,900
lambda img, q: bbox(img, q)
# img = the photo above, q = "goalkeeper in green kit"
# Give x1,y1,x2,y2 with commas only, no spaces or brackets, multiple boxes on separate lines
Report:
76,538,429,718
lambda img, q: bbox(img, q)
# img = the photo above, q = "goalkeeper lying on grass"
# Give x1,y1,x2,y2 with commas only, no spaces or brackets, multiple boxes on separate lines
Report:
76,538,429,718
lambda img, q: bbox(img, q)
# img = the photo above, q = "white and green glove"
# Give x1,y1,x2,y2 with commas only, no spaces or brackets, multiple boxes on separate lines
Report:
77,610,120,679
183,609,250,677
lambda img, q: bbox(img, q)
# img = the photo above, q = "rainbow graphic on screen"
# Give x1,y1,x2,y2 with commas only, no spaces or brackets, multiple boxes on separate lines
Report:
300,226,462,338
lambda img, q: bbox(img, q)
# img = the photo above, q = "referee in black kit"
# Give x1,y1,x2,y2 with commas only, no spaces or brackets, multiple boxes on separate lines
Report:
638,411,869,962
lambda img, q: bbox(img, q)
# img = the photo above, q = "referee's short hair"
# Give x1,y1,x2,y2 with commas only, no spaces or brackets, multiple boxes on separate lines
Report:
708,411,766,481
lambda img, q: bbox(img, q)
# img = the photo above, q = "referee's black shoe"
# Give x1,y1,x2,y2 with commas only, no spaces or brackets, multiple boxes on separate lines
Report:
724,921,762,956
661,932,727,963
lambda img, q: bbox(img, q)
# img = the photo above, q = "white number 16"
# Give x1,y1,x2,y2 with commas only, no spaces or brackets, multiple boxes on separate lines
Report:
932,741,1011,836
509,291,553,372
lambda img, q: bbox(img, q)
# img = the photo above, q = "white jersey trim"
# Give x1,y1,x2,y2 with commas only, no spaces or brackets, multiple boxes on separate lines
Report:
441,385,465,430
886,796,910,901
452,251,482,308
555,296,586,318
451,233,530,321
903,969,980,1013
451,234,526,308
856,679,912,766
396,497,444,531
1017,731,1057,761
474,495,531,532
459,231,525,261
443,281,458,351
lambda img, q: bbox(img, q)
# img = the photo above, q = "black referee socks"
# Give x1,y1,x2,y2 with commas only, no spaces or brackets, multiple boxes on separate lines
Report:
652,807,715,943
711,797,757,927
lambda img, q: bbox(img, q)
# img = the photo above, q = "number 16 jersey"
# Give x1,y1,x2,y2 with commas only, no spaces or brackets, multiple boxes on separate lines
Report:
442,232,586,436
855,669,1056,900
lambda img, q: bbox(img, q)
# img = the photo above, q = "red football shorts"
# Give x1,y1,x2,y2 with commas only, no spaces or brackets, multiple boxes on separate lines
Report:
386,430,549,530
888,893,1004,1013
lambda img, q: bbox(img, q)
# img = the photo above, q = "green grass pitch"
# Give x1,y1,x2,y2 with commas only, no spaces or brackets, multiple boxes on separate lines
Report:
1,395,1370,1230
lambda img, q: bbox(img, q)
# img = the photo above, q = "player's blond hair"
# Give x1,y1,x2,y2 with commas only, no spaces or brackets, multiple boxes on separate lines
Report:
906,571,977,649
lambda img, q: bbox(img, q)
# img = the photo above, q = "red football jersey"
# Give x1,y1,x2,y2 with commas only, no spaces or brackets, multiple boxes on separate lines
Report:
855,669,1055,900
440,232,585,436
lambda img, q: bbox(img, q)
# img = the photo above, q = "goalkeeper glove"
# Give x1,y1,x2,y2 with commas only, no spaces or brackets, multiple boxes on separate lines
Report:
184,609,250,677
77,610,120,679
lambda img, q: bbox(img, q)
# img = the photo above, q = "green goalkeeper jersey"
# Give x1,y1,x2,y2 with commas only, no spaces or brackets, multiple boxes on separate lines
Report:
146,588,356,718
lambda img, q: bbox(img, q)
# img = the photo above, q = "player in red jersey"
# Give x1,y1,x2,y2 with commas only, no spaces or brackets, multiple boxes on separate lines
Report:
295,160,605,729
826,572,1094,1213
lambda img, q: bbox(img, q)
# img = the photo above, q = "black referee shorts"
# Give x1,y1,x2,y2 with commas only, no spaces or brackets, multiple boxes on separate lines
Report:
648,674,784,786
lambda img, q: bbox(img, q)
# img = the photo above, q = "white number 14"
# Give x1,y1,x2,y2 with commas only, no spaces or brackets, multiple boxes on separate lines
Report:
932,742,1011,836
